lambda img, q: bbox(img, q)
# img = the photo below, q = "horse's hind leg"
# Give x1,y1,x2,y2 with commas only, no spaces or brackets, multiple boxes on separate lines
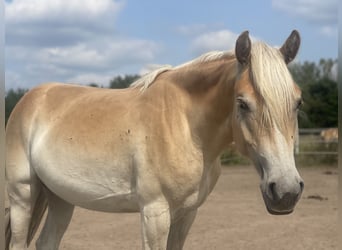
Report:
36,188,74,250
167,209,197,250
6,148,40,250
7,183,33,250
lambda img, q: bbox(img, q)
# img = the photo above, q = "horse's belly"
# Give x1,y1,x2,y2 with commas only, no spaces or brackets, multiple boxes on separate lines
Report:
43,174,140,213
31,150,140,212
74,193,140,213
41,171,140,212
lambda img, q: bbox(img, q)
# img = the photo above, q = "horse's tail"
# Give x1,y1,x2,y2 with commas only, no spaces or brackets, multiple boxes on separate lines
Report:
27,187,48,246
5,207,11,250
5,188,48,250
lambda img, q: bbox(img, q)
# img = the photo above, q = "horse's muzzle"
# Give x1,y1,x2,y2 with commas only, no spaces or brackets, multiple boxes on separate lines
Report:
261,180,304,215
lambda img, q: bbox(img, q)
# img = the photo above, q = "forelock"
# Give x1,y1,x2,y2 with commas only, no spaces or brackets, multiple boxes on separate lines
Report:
249,42,296,134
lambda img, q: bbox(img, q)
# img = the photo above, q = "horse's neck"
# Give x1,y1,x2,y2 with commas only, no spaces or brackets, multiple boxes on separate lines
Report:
173,60,235,95
170,59,238,162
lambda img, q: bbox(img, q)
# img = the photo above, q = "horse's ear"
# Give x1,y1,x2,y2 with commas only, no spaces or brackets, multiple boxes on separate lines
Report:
235,31,251,66
280,30,300,64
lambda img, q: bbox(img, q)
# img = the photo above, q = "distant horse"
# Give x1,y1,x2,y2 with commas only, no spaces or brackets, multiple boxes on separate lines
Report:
6,30,304,250
320,128,338,143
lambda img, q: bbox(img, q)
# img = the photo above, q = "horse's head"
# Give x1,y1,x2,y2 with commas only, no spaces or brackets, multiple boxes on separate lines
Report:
232,31,304,215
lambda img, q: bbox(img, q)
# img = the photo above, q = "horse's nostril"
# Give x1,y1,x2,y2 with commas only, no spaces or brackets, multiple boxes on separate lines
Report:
299,181,304,192
268,182,277,200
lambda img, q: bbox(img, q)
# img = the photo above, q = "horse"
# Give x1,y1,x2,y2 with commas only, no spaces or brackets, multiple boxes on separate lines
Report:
320,128,338,143
5,30,304,250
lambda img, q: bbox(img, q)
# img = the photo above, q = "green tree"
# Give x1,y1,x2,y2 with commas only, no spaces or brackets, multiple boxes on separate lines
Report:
289,61,320,86
289,59,338,128
88,83,100,88
5,88,28,125
319,58,336,79
300,78,337,128
109,75,140,89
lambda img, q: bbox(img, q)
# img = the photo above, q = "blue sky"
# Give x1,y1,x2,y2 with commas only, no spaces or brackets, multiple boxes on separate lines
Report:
5,0,338,89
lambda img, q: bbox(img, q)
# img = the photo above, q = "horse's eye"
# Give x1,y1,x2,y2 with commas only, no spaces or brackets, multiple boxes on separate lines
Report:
237,98,250,112
296,99,303,110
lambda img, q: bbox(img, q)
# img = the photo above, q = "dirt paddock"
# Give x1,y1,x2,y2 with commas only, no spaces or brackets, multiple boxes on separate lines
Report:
23,165,337,250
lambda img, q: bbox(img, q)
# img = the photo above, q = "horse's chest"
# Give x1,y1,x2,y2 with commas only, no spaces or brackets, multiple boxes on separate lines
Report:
179,162,221,210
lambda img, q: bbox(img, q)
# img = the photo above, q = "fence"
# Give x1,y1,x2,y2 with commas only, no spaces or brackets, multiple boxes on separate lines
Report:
221,128,338,165
295,128,338,165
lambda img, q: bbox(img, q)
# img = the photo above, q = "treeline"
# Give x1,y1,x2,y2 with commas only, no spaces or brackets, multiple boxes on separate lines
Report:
5,59,337,128
289,59,337,128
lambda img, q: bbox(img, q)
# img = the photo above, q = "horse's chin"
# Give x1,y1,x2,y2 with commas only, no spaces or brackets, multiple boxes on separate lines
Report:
265,206,293,215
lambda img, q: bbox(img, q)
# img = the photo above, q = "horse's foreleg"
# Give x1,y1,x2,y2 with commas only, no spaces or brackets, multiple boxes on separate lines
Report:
140,199,171,250
167,209,197,250
36,188,74,250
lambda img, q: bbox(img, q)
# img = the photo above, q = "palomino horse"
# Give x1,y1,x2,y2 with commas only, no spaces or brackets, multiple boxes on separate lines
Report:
320,128,338,143
6,30,304,250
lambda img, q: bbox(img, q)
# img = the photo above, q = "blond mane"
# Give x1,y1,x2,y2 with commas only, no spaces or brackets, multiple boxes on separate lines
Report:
130,51,233,91
250,42,296,134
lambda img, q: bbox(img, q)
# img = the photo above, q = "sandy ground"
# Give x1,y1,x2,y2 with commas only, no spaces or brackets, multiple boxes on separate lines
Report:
21,165,337,250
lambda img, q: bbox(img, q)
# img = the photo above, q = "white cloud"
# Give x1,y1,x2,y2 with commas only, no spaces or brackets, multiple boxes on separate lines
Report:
272,0,338,37
191,30,238,55
6,0,123,23
5,38,160,88
177,24,210,36
176,23,225,37
35,39,160,71
190,30,258,56
5,0,124,47
5,71,23,90
319,26,338,37
5,0,162,89
272,0,338,25
272,0,338,38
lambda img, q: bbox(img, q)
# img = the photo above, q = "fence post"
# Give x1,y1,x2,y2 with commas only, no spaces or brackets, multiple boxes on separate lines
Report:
295,127,299,155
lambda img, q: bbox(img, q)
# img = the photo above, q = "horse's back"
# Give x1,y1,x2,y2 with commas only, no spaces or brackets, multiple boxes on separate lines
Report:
7,82,137,143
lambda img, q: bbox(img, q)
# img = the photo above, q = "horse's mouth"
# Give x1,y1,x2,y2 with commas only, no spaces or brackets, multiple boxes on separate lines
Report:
265,205,293,215
261,189,297,216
